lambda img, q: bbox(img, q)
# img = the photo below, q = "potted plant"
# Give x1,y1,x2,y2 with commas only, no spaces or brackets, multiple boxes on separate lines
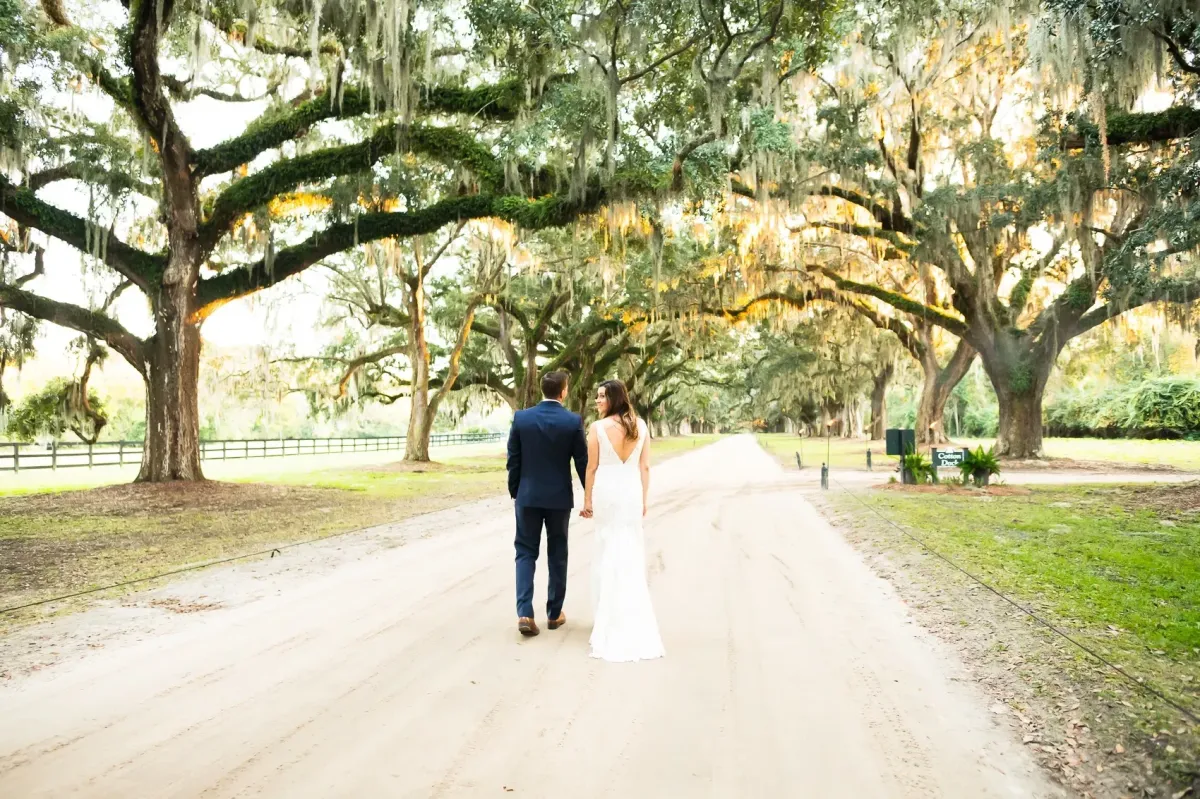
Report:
959,446,1001,487
901,449,932,485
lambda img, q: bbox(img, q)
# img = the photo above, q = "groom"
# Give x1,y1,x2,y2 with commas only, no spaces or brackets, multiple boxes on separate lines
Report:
506,371,588,637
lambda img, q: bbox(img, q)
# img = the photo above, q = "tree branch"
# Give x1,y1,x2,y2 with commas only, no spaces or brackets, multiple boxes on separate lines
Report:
818,266,970,336
199,123,506,250
621,35,701,85
206,5,343,59
196,190,604,311
26,161,159,199
192,79,527,177
1149,28,1200,77
335,345,409,398
0,174,164,291
815,186,915,235
162,73,283,103
127,0,194,187
671,132,718,192
1063,105,1200,149
0,283,145,371
430,300,479,413
39,0,72,26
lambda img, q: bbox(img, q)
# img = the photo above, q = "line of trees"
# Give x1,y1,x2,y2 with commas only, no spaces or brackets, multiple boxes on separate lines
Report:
3,0,1199,480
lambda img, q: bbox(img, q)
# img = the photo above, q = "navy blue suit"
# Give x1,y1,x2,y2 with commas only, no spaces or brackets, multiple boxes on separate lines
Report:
507,400,588,620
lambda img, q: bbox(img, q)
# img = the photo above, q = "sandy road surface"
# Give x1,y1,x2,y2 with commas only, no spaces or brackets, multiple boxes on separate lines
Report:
0,437,1060,798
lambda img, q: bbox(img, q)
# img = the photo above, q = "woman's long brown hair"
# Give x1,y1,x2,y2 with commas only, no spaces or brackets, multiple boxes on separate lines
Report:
599,379,639,441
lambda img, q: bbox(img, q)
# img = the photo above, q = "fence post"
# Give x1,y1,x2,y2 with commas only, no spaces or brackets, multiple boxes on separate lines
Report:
118,441,124,467
51,440,57,470
12,443,19,473
88,443,94,469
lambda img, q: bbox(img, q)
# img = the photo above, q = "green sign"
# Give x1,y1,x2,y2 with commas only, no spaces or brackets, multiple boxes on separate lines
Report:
932,448,968,468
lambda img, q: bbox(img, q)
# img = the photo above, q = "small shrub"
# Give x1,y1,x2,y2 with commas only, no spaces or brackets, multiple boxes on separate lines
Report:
902,450,932,484
960,446,1001,487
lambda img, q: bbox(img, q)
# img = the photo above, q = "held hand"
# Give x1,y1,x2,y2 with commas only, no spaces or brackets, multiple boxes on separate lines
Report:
580,504,594,519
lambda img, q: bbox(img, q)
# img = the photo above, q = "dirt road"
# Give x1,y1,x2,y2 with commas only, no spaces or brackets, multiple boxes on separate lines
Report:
0,437,1060,798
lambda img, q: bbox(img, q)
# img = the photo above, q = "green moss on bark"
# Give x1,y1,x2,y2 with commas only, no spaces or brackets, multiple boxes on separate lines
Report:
193,78,528,178
1067,105,1200,148
197,190,604,309
200,123,506,245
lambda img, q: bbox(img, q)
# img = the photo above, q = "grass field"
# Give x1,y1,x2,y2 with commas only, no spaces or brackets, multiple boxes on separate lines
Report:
756,433,1200,473
826,482,1200,785
0,434,718,628
756,434,882,470
0,454,509,628
649,433,724,461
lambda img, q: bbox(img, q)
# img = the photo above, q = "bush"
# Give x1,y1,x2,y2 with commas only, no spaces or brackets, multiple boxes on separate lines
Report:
959,446,1001,487
901,450,932,484
1044,376,1200,439
3,378,108,443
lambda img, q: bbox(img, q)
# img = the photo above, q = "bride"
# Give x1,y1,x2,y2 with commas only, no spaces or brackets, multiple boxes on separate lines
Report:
581,379,665,663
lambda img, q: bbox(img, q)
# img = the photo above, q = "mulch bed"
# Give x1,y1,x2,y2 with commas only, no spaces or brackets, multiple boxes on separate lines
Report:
999,456,1184,473
872,482,1032,496
0,481,347,519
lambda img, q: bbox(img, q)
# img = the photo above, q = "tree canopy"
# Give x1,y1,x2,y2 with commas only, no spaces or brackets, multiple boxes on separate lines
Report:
2,0,1199,470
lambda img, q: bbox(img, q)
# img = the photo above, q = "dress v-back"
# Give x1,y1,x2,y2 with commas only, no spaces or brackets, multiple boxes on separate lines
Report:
589,418,665,663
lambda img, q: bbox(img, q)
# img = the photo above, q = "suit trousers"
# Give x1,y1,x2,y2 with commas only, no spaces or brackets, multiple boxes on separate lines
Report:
514,505,570,620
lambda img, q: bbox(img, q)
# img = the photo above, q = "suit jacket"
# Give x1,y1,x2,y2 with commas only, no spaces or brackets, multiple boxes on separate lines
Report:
507,400,588,509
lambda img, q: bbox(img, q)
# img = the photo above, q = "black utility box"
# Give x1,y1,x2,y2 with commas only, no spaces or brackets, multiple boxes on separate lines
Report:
885,428,915,456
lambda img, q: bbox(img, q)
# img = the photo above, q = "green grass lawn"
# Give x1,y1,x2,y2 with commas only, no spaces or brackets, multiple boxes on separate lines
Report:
828,482,1200,781
0,435,717,630
757,433,1200,473
0,454,508,629
756,433,880,470
651,433,724,461
961,436,1200,472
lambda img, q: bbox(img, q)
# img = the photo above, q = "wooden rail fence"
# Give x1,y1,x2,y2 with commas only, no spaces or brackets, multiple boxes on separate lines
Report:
0,432,504,473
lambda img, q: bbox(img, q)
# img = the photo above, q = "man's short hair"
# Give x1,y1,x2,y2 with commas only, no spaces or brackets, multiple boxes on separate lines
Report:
542,371,569,399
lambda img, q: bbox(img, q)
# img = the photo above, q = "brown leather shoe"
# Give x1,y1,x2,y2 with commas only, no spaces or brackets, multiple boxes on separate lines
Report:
548,612,566,630
518,617,540,637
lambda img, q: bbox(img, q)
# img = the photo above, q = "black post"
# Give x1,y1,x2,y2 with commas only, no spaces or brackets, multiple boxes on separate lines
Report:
795,451,802,470
866,448,872,471
820,462,829,490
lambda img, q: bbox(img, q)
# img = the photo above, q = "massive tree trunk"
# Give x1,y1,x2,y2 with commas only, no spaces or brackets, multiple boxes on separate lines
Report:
994,385,1046,459
975,333,1056,459
869,364,893,440
915,339,975,445
138,279,203,482
404,283,432,462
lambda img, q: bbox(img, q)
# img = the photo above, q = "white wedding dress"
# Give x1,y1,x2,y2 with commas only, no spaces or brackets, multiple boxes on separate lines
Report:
589,418,665,663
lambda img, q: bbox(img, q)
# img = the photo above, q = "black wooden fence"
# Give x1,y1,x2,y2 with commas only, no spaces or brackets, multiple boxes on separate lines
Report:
0,432,503,473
